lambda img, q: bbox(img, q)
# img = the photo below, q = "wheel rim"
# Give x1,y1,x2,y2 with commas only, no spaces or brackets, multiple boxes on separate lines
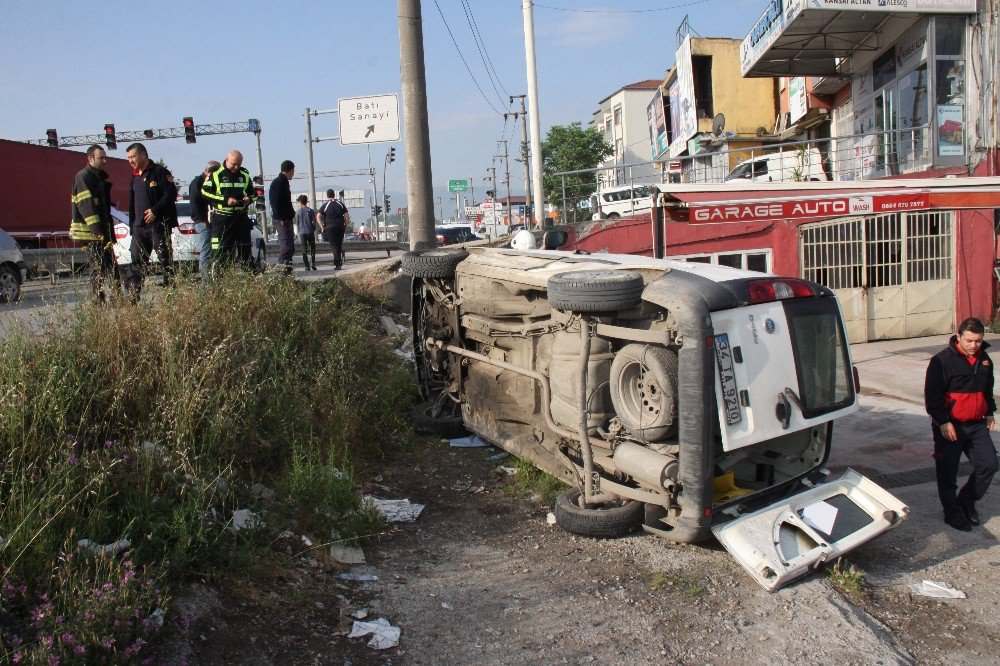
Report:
0,273,16,301
615,360,662,428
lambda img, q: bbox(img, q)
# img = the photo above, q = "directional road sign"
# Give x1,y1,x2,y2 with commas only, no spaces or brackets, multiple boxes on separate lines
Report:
448,179,469,192
338,93,400,145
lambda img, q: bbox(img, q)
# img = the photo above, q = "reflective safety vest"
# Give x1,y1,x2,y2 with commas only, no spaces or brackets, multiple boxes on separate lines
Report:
70,166,112,243
200,164,254,215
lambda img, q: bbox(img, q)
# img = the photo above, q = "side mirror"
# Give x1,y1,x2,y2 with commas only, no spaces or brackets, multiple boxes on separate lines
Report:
542,230,568,249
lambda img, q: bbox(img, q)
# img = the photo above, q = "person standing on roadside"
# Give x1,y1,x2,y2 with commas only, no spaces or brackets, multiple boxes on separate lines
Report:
269,160,296,274
316,189,350,270
295,194,317,270
70,144,117,303
124,143,177,299
925,317,998,531
200,150,255,272
189,160,220,278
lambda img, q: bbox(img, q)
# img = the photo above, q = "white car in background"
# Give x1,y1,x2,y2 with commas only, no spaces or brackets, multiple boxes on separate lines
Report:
0,227,27,303
113,204,264,272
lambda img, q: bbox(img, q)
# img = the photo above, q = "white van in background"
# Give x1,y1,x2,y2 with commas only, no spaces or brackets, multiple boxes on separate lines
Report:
725,147,829,183
590,184,653,220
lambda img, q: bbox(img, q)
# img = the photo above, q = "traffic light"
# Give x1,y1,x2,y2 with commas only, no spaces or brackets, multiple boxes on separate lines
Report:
45,129,58,148
387,146,396,164
486,189,496,198
384,195,390,211
373,205,382,217
252,175,265,210
143,129,154,139
104,124,116,150
183,117,196,143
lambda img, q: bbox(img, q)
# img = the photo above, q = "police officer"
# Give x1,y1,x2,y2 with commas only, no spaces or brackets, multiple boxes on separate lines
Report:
124,142,177,298
200,150,256,272
925,317,998,531
70,144,117,302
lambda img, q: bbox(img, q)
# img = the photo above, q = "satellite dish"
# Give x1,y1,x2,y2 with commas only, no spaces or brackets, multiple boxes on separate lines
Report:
756,126,769,137
712,113,726,137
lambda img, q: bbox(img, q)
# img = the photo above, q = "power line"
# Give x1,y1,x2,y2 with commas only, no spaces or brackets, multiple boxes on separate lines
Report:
460,0,511,103
432,0,503,116
533,0,711,13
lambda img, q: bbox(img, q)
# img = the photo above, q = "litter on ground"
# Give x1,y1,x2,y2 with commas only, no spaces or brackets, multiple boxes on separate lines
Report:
330,543,367,564
449,435,491,448
908,580,967,599
546,512,557,525
485,452,510,462
499,466,518,476
364,496,425,522
335,572,379,582
228,509,262,533
77,538,131,557
349,617,401,650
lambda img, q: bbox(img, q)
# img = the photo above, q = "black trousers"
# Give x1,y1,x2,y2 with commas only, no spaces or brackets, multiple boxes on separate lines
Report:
276,219,294,270
211,210,252,272
933,419,999,519
300,233,316,269
87,240,118,301
124,220,172,296
326,226,345,268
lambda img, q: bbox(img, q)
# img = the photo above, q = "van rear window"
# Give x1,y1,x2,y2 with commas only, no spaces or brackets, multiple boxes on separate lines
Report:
784,297,854,418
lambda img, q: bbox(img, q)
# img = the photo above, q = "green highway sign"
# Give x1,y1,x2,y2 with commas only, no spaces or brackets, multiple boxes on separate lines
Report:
448,179,469,192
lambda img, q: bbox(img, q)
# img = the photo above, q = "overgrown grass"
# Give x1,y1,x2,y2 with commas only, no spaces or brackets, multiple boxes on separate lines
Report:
0,272,414,662
827,558,867,597
505,457,567,506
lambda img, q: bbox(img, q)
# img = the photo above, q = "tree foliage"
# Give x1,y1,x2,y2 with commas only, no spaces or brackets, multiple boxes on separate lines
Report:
541,122,612,217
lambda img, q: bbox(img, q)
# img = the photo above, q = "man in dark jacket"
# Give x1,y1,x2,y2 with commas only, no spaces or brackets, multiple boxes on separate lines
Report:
925,317,998,531
190,160,220,277
317,189,350,270
70,144,117,302
268,160,296,274
124,143,177,297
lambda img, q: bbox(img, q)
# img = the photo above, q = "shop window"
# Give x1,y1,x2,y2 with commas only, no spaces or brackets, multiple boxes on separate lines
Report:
692,55,714,119
935,17,965,56
934,17,966,159
718,254,742,269
746,253,769,273
897,65,929,168
686,256,711,264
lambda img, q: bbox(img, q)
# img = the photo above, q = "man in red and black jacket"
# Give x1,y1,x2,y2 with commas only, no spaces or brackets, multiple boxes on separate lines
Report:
925,317,998,531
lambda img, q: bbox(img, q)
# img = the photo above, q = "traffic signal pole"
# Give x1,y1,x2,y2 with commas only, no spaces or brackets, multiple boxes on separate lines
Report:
254,128,268,238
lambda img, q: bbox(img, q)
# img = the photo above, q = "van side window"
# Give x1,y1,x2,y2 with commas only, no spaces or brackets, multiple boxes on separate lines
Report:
752,160,769,177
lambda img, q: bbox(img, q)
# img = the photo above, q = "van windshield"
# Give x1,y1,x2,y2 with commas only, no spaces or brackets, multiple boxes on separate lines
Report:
725,163,752,181
784,297,854,418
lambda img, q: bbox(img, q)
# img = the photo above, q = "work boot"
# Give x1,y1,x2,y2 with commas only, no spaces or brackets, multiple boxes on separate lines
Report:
962,503,981,526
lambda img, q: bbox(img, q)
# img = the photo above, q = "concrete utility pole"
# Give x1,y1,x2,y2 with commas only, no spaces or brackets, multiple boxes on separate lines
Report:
254,127,268,235
509,95,532,227
497,142,512,228
303,109,318,207
398,0,435,250
522,0,545,228
485,166,498,236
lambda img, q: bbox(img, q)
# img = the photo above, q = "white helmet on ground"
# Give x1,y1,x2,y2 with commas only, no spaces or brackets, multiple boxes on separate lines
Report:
511,229,537,250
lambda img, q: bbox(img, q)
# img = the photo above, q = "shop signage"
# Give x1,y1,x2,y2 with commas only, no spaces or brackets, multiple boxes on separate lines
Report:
872,46,897,91
647,89,669,159
741,0,785,76
937,105,965,156
689,193,930,224
789,77,808,124
668,37,698,158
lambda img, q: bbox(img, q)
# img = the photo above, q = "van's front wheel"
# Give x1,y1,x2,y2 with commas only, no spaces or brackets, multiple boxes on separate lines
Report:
553,488,643,539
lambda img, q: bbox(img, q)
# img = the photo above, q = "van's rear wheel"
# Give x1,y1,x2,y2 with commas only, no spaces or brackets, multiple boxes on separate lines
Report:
547,270,643,313
553,488,643,539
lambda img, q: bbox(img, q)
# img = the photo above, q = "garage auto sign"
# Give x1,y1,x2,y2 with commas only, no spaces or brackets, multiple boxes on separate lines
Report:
689,193,930,223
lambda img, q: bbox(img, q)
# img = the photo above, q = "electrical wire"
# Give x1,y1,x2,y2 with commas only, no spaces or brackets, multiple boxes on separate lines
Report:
533,0,711,13
460,0,512,104
432,0,503,115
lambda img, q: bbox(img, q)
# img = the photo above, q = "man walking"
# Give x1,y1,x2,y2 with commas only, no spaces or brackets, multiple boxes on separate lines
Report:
925,317,998,531
269,160,296,274
190,160,220,277
70,144,117,302
123,143,177,299
295,194,317,270
200,150,256,272
316,189,350,270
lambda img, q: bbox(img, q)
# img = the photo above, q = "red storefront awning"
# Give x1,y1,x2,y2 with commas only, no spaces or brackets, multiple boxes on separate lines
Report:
658,178,1000,224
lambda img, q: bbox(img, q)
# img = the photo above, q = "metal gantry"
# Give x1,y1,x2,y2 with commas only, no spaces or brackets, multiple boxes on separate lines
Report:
24,120,262,148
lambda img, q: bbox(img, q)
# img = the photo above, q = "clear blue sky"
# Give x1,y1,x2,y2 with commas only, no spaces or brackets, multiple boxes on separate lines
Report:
1,0,760,210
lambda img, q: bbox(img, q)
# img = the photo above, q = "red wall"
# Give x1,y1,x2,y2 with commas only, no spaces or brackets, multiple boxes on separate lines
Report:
0,139,133,243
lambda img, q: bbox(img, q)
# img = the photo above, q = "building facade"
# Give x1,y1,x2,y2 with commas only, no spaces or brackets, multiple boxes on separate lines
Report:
591,80,663,189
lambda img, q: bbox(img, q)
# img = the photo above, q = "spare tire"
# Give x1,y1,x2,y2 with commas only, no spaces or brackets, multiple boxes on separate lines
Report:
553,488,643,539
609,344,678,442
411,398,467,438
401,249,468,278
547,270,643,313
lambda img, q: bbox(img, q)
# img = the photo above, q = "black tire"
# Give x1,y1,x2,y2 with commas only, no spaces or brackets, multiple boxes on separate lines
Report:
553,488,643,539
411,398,467,438
547,270,643,313
0,265,21,304
606,213,621,220
610,344,678,442
401,249,468,278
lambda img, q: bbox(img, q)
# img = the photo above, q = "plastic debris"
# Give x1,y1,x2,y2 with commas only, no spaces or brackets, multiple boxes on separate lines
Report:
441,602,452,610
499,466,518,476
449,435,490,448
147,608,165,628
77,538,131,557
228,509,262,533
336,572,379,582
485,452,510,462
393,340,415,362
351,608,370,620
546,512,557,525
349,618,401,650
330,543,367,564
364,496,425,522
908,580,966,599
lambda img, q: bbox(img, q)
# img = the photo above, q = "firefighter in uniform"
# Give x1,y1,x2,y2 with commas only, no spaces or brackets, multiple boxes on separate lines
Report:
200,150,256,272
70,144,118,302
